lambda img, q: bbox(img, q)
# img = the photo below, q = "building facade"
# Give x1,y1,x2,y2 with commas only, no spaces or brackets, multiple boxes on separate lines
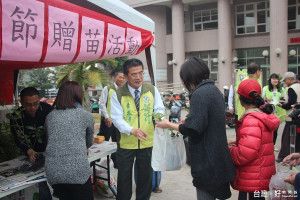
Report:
121,0,300,89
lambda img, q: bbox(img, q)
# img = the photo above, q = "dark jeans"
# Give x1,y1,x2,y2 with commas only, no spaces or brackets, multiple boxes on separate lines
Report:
98,117,117,166
39,181,52,200
52,177,93,200
116,147,153,200
238,191,265,200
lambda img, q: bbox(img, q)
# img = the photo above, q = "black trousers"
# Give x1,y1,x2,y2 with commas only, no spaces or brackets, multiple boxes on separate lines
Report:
98,117,118,166
116,147,153,200
38,181,52,200
52,177,93,200
273,127,278,145
98,117,117,141
278,121,300,161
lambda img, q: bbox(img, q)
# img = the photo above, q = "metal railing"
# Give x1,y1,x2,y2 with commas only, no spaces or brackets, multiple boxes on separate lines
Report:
156,82,186,94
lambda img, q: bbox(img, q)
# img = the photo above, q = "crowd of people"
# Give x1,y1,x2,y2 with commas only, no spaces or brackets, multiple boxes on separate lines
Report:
8,57,300,200
226,63,300,199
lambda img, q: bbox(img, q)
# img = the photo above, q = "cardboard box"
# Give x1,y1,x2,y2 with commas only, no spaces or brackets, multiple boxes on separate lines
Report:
94,136,105,143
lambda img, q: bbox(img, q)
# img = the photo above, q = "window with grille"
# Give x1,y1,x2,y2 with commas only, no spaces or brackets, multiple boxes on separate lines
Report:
193,9,218,31
288,46,300,74
288,0,300,30
190,51,219,81
235,1,270,35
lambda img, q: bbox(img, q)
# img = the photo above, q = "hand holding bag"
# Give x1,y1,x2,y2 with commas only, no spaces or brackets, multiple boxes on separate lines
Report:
151,127,186,171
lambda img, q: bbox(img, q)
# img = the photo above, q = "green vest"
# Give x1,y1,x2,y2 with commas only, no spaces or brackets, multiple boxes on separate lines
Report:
106,84,116,118
263,86,286,123
234,74,249,120
234,71,262,119
116,83,155,149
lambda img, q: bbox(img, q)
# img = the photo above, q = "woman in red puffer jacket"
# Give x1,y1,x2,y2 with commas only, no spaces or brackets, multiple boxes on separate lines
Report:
229,79,280,200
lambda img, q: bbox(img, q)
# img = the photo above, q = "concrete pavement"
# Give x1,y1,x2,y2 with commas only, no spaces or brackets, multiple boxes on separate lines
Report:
92,107,287,200
93,122,286,200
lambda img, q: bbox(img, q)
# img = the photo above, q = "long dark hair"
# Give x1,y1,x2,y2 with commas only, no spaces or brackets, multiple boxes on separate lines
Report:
239,91,273,114
268,73,282,92
53,81,83,110
180,57,210,93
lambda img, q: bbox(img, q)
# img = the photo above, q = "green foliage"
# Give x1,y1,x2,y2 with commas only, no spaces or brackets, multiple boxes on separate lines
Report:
0,121,22,162
17,70,27,92
276,73,284,93
18,68,58,92
152,112,179,137
152,112,165,122
56,60,110,107
6,110,44,150
40,83,53,90
0,100,23,162
99,58,118,69
169,128,180,137
0,96,44,162
99,57,128,72
114,57,128,72
33,192,39,200
55,57,127,108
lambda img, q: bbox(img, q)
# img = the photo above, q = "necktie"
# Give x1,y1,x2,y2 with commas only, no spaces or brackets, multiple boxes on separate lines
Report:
134,89,140,111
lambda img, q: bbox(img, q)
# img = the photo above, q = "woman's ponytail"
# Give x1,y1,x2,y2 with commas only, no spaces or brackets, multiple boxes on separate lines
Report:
249,91,274,114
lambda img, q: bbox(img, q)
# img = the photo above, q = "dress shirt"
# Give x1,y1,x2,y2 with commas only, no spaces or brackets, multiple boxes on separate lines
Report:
99,82,119,119
110,84,165,135
228,85,234,110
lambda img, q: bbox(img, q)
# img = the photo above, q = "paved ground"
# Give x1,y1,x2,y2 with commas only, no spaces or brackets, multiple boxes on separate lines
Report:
92,109,287,200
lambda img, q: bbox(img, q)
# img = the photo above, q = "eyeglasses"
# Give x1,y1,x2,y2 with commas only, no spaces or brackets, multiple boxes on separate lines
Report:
24,101,40,108
131,71,145,78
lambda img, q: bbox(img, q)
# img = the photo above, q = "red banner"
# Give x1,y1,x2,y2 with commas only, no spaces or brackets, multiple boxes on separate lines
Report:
0,0,154,103
0,0,154,70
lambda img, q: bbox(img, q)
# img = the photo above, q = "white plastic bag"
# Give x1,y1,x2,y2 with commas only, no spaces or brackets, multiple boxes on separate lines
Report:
269,170,295,200
151,127,186,171
93,157,117,198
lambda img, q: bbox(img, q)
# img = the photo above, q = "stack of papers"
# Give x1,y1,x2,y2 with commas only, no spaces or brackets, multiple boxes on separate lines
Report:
0,156,46,192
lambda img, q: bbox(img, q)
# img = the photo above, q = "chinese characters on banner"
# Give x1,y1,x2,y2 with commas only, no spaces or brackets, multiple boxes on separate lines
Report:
44,6,79,63
0,0,151,65
75,16,104,63
102,23,125,59
124,28,142,56
1,0,44,61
